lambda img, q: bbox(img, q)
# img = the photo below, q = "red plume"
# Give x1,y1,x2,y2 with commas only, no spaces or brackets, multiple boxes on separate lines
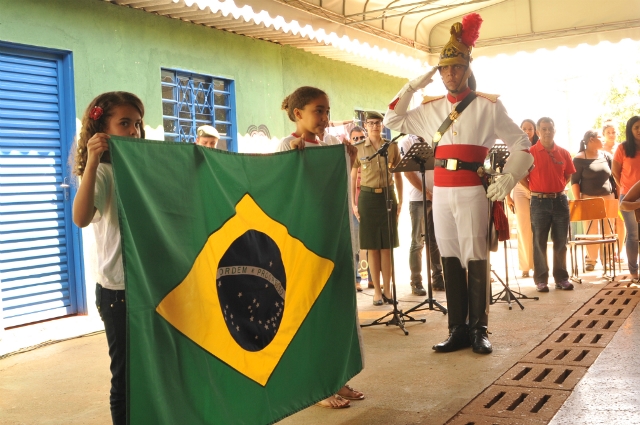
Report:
461,13,483,47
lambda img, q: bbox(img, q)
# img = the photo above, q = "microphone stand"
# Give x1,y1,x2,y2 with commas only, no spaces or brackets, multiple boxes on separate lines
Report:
360,134,426,335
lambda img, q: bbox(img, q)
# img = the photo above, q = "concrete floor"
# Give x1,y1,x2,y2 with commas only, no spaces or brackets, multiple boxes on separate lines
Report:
1,201,639,425
3,245,637,424
549,303,640,425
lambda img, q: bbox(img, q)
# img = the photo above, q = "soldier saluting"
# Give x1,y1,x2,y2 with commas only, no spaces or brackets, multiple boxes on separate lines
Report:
384,13,533,354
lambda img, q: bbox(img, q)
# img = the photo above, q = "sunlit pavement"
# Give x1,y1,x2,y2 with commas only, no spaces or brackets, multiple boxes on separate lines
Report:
0,203,638,424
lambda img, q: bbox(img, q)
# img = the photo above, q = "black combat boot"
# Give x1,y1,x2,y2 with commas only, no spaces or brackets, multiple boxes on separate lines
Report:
467,259,492,354
433,257,470,352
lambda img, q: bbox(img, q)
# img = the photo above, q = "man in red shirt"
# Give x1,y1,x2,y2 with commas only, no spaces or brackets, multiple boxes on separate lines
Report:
520,117,576,292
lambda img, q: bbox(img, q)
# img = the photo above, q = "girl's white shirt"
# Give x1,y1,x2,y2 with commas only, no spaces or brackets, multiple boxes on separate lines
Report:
92,163,124,290
277,134,327,152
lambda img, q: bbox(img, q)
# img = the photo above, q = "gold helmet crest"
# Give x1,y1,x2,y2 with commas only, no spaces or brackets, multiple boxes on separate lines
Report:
438,14,483,68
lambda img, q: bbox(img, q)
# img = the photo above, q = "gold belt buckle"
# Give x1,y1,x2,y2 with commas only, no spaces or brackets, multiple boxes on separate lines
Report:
445,159,458,171
374,188,383,194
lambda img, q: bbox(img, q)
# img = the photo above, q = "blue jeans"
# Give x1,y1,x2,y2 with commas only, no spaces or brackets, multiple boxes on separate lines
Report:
96,284,127,425
620,194,639,275
409,200,442,284
530,195,570,284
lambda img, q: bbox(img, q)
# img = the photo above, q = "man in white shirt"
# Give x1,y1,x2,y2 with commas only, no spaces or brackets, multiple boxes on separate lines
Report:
399,135,444,296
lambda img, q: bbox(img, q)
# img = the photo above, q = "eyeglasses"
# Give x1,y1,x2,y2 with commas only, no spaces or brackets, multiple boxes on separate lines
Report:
351,136,366,142
366,121,382,127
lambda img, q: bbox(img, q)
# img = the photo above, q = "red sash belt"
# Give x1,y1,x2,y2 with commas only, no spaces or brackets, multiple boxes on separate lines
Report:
434,145,489,187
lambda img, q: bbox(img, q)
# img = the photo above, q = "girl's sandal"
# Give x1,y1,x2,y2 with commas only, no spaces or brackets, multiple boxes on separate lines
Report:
337,384,365,400
315,395,350,409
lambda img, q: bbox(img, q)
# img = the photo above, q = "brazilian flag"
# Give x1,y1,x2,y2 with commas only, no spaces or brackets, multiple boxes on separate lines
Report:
109,137,363,424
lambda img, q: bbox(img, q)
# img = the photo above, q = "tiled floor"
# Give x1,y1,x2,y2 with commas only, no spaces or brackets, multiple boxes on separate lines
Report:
549,300,640,425
1,206,638,424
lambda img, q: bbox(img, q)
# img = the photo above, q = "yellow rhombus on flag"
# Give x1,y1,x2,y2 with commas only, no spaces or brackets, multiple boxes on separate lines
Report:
156,194,334,386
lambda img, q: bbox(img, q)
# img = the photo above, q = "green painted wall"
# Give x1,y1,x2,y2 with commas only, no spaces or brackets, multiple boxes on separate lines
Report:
0,0,404,142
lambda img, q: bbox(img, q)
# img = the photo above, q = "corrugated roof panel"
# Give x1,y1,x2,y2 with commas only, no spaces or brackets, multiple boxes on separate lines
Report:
106,0,640,79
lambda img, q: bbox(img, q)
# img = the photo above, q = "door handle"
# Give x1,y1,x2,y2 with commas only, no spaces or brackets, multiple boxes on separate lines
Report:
61,177,70,200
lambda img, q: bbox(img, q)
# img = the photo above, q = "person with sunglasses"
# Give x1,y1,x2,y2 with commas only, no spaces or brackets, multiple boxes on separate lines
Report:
399,134,445,296
383,14,533,355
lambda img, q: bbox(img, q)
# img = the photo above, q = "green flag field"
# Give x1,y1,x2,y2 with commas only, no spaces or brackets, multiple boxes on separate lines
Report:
109,137,363,424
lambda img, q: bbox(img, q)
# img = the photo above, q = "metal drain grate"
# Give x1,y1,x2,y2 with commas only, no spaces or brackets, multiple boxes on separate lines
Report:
604,280,627,289
583,295,640,309
494,362,587,390
559,316,626,332
599,288,640,298
447,412,547,424
573,303,636,319
521,346,603,367
445,278,639,425
542,329,614,348
461,385,569,422
605,279,639,289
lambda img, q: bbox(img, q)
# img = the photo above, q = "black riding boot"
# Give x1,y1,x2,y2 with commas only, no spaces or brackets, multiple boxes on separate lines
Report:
433,257,470,352
468,259,492,354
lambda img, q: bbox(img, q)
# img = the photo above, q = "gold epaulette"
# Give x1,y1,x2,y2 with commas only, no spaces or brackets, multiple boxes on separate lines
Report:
475,92,500,103
421,95,445,104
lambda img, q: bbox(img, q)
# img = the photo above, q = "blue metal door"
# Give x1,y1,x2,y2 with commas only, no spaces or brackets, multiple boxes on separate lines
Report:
0,44,83,328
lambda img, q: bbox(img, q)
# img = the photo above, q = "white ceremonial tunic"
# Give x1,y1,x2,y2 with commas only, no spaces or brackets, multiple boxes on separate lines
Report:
384,92,530,267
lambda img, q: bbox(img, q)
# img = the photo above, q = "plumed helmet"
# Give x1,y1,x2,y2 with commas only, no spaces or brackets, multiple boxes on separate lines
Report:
438,13,483,68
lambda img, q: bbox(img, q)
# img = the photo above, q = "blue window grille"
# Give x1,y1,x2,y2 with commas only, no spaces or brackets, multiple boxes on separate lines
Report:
161,69,236,151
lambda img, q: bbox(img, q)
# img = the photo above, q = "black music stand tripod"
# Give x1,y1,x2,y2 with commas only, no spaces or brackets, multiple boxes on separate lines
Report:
486,145,539,310
360,136,426,335
393,142,447,315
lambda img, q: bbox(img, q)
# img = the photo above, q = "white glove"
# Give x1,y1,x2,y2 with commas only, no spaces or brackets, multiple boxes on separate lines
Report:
408,66,438,91
486,150,534,201
389,67,438,115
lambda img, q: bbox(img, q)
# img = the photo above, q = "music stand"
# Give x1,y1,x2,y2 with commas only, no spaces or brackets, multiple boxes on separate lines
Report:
486,145,539,309
392,142,447,315
359,137,426,335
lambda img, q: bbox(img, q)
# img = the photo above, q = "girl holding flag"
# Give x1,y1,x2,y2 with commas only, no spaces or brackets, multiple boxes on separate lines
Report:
73,92,145,425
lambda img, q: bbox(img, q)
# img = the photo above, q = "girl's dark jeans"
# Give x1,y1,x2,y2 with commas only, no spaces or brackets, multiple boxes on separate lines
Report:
96,283,126,425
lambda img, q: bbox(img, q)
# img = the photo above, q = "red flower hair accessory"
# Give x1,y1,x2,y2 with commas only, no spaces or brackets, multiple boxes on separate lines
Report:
89,106,104,120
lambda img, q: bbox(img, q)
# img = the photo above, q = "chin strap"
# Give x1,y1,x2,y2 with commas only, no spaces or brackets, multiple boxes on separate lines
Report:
455,67,473,93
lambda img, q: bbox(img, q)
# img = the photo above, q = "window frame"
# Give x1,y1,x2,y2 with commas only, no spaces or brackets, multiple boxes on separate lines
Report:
161,68,237,152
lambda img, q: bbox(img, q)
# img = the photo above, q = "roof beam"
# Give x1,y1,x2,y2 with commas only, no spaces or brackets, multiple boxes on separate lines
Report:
344,0,438,18
273,0,432,51
345,0,493,24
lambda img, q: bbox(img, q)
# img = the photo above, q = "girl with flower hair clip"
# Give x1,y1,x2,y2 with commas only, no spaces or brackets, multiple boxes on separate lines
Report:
73,91,145,425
